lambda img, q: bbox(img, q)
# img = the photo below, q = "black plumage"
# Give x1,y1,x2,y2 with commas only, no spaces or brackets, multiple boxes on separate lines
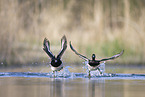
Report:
43,35,67,72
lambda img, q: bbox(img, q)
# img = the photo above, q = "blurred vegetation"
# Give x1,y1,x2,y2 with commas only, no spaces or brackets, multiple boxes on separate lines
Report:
0,0,145,67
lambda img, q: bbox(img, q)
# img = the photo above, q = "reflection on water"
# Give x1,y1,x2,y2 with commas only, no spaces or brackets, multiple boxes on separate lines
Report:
51,79,63,97
0,65,145,97
88,80,105,97
0,77,145,97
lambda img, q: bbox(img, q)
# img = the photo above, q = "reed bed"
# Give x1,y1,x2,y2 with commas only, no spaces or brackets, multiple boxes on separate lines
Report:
0,0,145,66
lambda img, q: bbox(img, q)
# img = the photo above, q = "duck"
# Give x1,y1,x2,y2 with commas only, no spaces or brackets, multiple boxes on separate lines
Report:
43,35,67,74
70,42,124,76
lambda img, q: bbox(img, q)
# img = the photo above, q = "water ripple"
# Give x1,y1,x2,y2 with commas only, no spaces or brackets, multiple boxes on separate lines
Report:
0,72,145,80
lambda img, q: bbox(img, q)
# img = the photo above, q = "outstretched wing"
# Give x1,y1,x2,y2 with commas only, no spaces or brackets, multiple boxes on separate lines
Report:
43,38,54,58
98,50,124,62
70,41,89,61
57,35,67,58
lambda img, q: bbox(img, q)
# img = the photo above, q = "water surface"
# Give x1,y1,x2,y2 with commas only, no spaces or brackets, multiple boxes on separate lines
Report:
0,77,145,97
0,65,145,97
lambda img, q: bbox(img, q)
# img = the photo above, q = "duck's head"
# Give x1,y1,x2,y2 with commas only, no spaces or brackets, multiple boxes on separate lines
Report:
92,54,96,61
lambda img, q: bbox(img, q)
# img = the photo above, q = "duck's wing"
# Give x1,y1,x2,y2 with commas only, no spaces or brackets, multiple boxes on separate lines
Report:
98,50,124,62
70,42,89,61
43,38,55,58
57,35,67,59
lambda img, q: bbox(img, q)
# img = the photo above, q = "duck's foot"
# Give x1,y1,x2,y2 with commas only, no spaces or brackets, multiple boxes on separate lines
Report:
53,71,57,78
97,67,103,75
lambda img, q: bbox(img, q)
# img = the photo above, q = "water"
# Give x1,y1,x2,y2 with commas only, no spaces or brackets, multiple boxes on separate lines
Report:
1,72,145,80
0,64,145,97
0,77,145,97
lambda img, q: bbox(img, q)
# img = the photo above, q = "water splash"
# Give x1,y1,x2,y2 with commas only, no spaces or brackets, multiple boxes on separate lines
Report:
47,66,72,78
1,72,145,80
57,66,72,78
84,61,106,77
1,63,145,79
99,62,105,73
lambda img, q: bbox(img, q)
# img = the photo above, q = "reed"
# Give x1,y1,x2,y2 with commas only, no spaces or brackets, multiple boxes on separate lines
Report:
0,0,145,66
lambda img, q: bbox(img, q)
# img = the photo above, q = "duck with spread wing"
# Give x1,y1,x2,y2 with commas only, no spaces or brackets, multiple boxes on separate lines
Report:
43,35,67,73
70,42,124,76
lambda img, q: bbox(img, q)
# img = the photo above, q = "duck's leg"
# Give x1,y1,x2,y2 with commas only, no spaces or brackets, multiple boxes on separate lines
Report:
97,67,102,75
55,71,58,77
53,71,56,77
88,71,91,77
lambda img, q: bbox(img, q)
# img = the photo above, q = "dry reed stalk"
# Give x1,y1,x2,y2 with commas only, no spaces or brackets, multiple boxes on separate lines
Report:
0,0,145,66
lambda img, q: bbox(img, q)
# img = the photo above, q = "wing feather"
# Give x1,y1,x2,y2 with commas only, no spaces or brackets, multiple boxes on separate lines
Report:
57,35,67,58
98,50,124,62
43,38,54,58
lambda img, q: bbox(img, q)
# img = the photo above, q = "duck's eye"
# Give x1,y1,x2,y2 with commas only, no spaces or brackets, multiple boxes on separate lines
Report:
55,60,58,62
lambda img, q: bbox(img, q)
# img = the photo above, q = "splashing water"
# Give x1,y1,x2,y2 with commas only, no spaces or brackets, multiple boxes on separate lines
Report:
47,66,72,78
99,62,105,74
1,62,145,79
1,71,145,79
84,61,106,77
57,66,72,77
